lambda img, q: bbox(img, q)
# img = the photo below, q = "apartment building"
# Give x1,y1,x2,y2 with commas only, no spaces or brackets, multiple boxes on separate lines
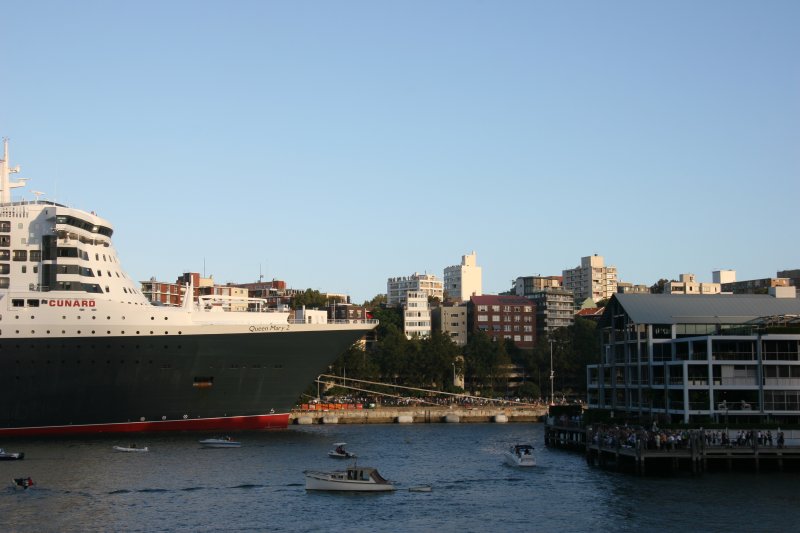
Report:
562,255,618,304
469,295,536,349
403,290,432,339
438,303,469,346
665,273,721,295
387,272,443,307
443,251,483,303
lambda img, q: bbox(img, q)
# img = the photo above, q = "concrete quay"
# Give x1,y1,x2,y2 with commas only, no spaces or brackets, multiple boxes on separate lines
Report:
290,405,546,425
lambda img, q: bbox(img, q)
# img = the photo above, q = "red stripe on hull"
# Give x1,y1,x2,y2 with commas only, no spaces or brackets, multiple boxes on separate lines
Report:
0,413,290,437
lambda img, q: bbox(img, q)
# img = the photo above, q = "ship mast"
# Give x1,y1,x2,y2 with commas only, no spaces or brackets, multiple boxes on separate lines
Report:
0,138,28,204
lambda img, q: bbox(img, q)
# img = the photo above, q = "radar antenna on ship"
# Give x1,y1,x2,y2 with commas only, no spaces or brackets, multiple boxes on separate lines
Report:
0,138,30,204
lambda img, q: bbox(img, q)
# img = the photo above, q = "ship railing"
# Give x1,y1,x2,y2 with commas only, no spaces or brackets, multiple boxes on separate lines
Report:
287,318,379,325
197,295,276,313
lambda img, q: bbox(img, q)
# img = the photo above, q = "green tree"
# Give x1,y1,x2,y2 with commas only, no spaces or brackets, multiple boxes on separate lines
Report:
291,288,328,309
650,279,670,294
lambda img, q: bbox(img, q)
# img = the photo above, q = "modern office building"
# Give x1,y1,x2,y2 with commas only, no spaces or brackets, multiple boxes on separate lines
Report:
469,295,536,349
387,273,444,307
562,255,618,304
443,251,482,303
587,289,800,424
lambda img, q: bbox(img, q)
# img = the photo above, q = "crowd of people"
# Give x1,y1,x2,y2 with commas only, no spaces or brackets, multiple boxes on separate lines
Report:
590,424,789,451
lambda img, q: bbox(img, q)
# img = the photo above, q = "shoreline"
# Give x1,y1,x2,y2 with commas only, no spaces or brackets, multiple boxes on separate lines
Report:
290,405,547,424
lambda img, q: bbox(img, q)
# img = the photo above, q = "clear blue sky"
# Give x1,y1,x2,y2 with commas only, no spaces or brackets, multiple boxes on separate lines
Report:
3,1,798,303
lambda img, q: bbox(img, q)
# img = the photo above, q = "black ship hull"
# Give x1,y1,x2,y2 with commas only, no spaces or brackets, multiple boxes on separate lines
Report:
0,328,363,436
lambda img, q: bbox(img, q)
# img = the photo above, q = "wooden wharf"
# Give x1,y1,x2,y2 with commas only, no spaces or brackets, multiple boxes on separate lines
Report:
545,422,800,475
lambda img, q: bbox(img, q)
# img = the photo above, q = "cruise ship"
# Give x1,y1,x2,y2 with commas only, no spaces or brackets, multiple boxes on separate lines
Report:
0,139,377,436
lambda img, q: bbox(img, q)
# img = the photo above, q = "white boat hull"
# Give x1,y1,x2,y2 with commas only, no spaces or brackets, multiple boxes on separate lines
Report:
199,439,241,448
113,446,149,453
304,470,395,492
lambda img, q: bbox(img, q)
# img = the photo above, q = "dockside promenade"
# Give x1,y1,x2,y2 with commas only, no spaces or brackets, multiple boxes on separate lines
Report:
545,418,800,475
290,403,547,424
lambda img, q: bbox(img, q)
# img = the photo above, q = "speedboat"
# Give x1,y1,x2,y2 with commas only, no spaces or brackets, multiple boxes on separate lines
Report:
12,477,34,489
304,465,395,492
328,442,356,459
504,444,536,467
113,445,149,453
199,437,241,448
0,448,25,460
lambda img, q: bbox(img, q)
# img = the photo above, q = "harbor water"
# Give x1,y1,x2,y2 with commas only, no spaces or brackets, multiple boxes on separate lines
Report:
1,423,797,532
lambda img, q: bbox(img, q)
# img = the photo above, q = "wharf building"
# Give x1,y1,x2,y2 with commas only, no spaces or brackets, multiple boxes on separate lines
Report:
468,295,536,350
562,254,618,304
587,289,800,425
386,273,443,307
443,251,482,303
514,275,574,337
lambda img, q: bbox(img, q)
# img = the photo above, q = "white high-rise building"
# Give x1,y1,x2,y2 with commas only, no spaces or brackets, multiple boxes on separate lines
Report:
403,291,432,339
713,269,736,284
562,254,618,304
387,273,443,307
443,251,482,302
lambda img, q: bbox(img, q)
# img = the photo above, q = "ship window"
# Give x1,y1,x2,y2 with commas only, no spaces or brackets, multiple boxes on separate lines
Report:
97,270,102,276
12,299,24,307
13,250,27,261
21,265,26,274
0,236,9,246
0,264,9,274
0,250,8,260
29,250,41,261
0,221,10,232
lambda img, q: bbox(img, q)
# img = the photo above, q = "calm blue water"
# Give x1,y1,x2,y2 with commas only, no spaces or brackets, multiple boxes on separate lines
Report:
1,423,797,532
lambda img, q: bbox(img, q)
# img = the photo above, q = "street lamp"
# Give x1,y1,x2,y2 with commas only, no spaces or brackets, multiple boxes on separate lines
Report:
549,339,555,406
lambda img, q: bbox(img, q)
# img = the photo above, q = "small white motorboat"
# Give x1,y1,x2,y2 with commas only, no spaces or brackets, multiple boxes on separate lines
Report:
199,436,241,448
304,465,396,492
113,445,149,453
0,448,25,461
328,442,357,459
504,444,536,467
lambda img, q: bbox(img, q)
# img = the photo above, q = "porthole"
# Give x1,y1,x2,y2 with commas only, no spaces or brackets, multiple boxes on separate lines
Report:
92,316,96,320
164,317,168,321
91,330,95,334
